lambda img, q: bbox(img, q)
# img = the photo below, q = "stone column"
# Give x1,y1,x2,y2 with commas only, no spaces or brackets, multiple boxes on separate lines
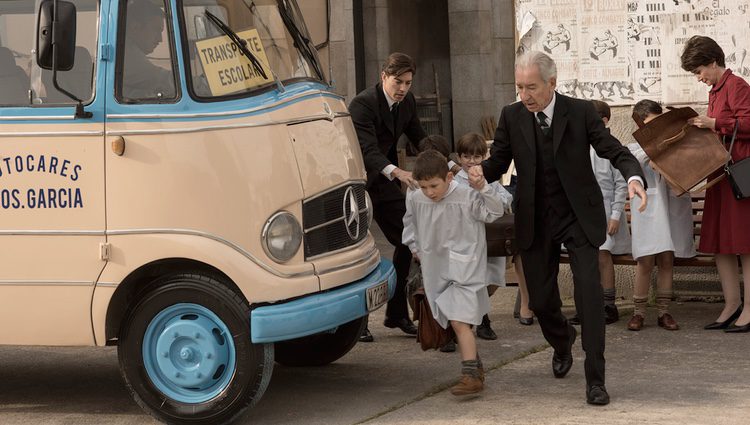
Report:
328,0,358,100
492,0,518,113
448,1,495,141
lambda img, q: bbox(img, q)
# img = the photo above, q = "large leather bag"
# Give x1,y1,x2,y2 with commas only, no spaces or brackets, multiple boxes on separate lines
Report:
412,287,454,351
632,107,729,195
485,213,517,257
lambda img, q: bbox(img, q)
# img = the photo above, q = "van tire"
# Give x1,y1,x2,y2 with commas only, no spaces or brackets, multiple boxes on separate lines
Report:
274,315,367,367
118,273,273,425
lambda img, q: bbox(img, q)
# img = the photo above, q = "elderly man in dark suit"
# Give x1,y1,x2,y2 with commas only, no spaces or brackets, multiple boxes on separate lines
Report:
349,53,427,341
481,51,648,405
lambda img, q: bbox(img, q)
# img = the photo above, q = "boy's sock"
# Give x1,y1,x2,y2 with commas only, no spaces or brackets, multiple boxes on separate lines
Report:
656,290,671,317
633,296,648,317
603,288,616,306
461,360,481,379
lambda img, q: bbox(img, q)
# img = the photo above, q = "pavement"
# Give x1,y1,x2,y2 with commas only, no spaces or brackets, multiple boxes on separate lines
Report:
0,225,747,424
367,224,749,425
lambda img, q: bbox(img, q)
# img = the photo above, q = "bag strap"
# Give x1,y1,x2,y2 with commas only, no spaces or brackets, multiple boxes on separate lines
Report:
725,120,740,168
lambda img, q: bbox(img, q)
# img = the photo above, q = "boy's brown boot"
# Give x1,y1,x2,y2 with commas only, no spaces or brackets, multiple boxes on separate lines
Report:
450,374,484,396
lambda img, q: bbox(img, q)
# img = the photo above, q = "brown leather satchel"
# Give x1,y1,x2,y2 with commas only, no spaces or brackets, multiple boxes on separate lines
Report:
412,287,454,351
632,107,730,195
485,213,517,257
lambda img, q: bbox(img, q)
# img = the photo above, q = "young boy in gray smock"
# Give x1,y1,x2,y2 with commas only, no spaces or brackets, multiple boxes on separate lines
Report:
402,150,506,396
453,132,515,340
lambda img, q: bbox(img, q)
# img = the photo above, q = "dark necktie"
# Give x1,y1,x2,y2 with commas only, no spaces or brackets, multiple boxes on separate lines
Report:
537,111,551,136
391,102,399,125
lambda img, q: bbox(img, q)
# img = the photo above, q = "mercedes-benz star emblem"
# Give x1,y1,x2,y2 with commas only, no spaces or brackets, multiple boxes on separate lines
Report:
343,187,360,240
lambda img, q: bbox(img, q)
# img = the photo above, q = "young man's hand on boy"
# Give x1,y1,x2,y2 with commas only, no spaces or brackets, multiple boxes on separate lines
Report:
468,165,486,190
391,168,420,190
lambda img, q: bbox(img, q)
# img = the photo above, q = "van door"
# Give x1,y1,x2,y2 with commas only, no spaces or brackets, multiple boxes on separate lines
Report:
0,0,105,345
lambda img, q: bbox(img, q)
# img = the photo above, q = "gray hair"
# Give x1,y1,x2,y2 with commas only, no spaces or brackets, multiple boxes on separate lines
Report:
515,51,557,83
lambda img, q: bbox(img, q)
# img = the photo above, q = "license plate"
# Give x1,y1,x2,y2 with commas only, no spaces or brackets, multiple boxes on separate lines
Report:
366,280,389,312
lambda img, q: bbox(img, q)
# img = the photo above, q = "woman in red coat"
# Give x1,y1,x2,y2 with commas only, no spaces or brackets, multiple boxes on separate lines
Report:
681,36,750,333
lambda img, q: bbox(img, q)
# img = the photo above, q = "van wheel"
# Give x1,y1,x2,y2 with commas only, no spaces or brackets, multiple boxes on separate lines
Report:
118,273,273,425
274,315,367,367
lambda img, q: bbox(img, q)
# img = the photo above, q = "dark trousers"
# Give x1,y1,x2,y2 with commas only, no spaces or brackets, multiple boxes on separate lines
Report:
369,181,412,321
520,218,605,387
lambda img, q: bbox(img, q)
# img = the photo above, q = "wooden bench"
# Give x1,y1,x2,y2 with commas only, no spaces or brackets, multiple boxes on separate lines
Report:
560,192,715,267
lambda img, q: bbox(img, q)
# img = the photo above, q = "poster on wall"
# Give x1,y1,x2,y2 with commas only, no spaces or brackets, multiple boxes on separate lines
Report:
514,0,750,105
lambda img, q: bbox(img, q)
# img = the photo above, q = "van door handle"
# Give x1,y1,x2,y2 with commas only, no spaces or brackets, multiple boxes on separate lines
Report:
111,136,125,156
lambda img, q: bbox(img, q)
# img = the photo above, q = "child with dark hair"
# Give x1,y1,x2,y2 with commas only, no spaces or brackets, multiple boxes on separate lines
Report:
626,100,695,331
402,150,506,396
454,133,516,338
418,134,451,157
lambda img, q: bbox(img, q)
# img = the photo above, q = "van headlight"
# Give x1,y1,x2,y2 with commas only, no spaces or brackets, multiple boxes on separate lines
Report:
365,191,373,227
261,211,302,263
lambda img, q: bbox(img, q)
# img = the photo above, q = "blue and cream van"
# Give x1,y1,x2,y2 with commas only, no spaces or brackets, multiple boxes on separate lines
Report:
0,0,395,423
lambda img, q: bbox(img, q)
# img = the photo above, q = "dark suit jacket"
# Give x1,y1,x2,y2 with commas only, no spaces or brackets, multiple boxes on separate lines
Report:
483,93,645,250
349,83,427,192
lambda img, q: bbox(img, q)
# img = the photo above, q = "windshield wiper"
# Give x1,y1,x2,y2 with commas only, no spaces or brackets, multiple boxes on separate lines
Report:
204,10,269,80
277,0,325,81
204,9,285,93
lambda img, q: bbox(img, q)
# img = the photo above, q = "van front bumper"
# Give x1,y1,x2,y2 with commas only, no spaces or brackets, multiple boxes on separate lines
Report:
249,258,396,343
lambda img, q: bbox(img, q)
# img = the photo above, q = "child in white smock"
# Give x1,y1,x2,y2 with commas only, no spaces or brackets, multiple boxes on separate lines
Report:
627,100,696,331
453,133,514,340
402,150,506,396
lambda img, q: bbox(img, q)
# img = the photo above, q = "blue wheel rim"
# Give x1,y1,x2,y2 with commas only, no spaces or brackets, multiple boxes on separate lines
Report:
143,303,237,404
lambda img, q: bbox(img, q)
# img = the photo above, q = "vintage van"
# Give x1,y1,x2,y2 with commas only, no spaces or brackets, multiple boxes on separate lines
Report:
0,0,395,423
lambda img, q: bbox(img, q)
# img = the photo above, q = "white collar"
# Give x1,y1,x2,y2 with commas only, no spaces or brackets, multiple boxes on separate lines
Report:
539,91,556,123
382,86,398,109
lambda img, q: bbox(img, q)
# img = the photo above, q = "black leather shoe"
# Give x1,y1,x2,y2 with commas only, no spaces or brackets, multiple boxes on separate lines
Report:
383,317,418,335
552,326,576,378
705,306,743,330
519,316,534,326
359,327,374,343
604,304,619,324
586,385,610,405
569,314,580,325
439,340,456,352
477,315,498,340
724,322,750,333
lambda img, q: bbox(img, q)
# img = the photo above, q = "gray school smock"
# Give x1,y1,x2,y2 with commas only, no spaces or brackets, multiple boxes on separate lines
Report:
454,170,514,286
589,147,631,254
627,144,696,260
402,180,505,328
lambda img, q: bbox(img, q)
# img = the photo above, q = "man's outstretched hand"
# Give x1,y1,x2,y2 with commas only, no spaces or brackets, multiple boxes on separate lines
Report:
628,180,648,212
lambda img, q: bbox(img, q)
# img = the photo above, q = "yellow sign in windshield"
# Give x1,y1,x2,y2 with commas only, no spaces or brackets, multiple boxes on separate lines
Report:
195,28,272,96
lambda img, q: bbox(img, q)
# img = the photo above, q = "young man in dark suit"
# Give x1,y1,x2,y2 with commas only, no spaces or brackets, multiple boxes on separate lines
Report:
481,51,648,405
349,53,426,341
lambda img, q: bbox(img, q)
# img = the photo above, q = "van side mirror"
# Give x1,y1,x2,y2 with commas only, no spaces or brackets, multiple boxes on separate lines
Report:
37,0,77,71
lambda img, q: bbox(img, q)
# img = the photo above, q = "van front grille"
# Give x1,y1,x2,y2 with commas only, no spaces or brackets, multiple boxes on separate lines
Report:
303,183,369,259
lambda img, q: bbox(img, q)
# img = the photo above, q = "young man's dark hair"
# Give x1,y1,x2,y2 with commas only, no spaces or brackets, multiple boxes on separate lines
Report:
680,35,725,72
632,99,663,122
590,99,611,121
382,52,417,77
419,134,451,157
413,150,449,181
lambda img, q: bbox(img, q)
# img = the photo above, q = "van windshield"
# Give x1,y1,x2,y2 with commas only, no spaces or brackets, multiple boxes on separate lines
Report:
180,0,325,99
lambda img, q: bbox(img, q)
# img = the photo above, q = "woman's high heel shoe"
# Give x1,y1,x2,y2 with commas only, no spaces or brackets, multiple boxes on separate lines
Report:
704,306,743,330
724,322,750,333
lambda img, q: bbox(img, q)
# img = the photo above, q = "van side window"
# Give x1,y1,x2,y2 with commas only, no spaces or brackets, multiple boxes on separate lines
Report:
0,46,29,105
116,0,179,103
0,1,98,107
